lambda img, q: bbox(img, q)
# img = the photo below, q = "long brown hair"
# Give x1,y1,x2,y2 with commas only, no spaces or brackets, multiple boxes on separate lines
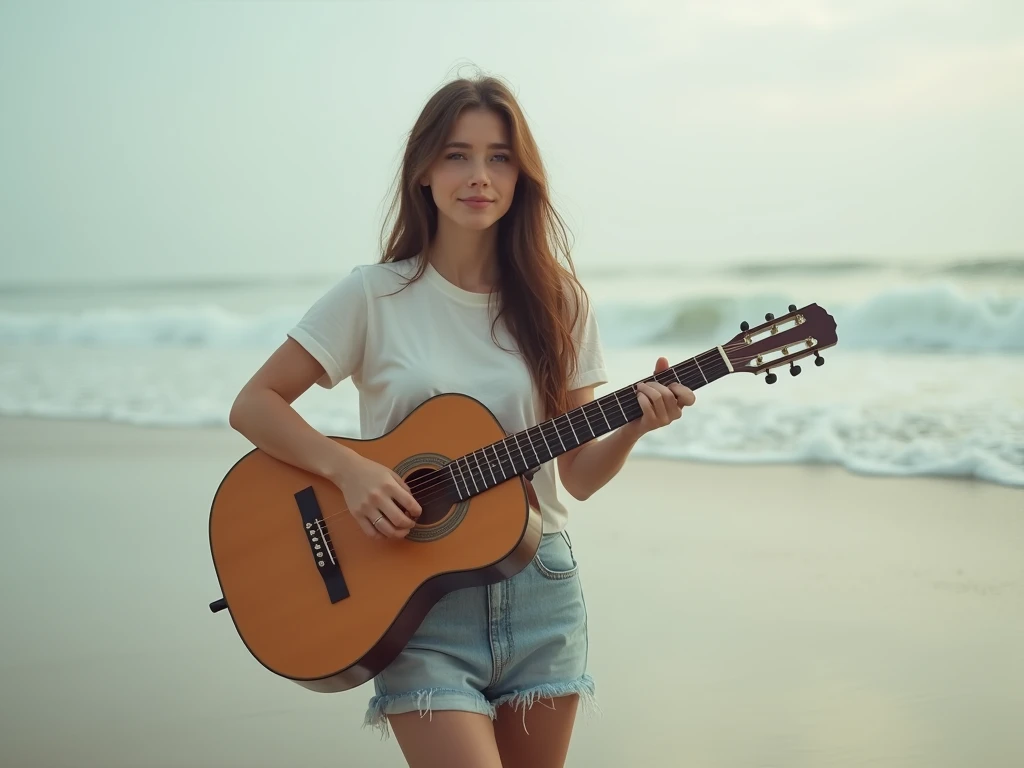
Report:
378,74,589,419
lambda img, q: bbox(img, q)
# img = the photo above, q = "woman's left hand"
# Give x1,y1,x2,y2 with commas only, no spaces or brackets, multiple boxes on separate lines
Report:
624,357,696,439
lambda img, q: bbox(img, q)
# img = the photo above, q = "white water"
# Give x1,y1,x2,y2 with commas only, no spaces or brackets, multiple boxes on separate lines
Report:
2,260,1022,487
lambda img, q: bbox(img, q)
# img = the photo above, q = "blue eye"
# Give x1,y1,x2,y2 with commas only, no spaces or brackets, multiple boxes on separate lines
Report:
445,152,511,163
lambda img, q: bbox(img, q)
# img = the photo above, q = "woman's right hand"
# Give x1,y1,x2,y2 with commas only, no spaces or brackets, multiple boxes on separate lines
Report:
331,450,422,539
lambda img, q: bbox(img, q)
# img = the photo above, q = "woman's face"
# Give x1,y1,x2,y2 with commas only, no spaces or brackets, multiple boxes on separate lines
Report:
421,108,520,232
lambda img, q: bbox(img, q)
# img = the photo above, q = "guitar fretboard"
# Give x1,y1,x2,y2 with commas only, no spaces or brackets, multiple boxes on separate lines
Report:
440,346,731,502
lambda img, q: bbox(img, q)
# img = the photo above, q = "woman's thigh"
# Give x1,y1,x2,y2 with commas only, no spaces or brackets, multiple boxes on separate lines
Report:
389,710,503,768
493,693,580,768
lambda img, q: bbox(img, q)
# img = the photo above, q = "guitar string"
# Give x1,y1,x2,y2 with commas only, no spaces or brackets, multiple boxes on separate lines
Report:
274,333,810,535
374,339,785,507
281,335,814,538
341,355,727,509
288,355,734,536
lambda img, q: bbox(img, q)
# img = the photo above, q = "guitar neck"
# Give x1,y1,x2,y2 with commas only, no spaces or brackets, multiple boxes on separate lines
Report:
444,346,734,501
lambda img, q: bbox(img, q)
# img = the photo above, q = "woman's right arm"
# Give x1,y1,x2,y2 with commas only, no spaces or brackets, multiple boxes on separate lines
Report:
228,337,420,539
229,337,355,480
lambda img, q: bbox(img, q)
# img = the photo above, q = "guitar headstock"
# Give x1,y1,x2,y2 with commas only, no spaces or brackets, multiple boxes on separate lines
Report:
722,303,838,383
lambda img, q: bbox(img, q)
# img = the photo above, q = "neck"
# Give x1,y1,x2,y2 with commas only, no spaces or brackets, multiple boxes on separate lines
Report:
427,217,499,291
439,345,735,503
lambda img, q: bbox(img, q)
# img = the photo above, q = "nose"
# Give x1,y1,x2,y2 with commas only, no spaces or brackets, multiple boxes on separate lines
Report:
467,158,491,188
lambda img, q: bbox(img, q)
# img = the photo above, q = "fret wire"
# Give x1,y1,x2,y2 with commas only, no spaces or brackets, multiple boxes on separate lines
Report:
595,397,611,431
536,422,553,459
479,449,489,482
513,432,529,471
490,444,506,480
489,444,501,481
476,451,487,488
554,417,567,451
579,404,595,439
612,390,628,421
523,429,540,466
472,451,488,488
693,356,708,384
500,438,517,475
564,412,580,445
463,455,479,494
482,446,494,481
448,462,463,501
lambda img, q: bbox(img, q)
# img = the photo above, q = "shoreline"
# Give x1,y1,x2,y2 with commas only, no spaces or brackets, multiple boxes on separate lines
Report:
3,413,1020,490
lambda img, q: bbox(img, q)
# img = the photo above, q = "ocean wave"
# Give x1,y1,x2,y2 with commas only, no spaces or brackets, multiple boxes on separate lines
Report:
1,343,1020,487
928,256,1024,278
0,304,304,348
0,283,1021,354
630,400,1024,488
2,389,1020,488
591,283,1024,353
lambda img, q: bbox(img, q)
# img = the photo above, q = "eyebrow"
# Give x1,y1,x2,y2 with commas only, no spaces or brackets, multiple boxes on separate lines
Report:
444,141,512,150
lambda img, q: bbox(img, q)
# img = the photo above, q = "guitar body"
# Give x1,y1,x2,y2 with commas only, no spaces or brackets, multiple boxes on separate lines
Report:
208,302,838,694
208,392,543,693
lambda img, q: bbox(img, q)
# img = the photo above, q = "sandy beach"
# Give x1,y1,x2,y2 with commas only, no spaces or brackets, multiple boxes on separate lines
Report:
1,415,1022,768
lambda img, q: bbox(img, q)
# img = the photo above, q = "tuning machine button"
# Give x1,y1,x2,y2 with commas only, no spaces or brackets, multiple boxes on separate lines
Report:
765,312,775,321
765,370,777,384
790,362,801,376
814,351,824,366
740,321,749,331
788,304,797,312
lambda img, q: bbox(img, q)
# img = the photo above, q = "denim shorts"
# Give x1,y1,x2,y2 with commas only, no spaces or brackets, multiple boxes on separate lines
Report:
364,530,596,736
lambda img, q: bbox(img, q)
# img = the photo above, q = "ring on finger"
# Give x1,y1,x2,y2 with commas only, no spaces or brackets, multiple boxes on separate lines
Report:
372,513,385,528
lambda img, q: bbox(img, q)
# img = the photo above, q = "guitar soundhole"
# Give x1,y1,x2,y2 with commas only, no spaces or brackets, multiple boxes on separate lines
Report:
394,454,470,543
406,467,454,527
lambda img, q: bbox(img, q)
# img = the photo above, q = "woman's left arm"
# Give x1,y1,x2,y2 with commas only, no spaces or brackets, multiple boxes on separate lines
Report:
557,357,695,501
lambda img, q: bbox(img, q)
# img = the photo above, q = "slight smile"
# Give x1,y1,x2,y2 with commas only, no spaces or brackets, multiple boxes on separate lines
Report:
459,197,494,210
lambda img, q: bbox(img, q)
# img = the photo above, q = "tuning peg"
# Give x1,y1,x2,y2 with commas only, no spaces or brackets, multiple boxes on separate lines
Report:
788,304,797,312
765,370,777,384
790,362,801,376
740,321,749,331
814,351,824,366
765,312,775,321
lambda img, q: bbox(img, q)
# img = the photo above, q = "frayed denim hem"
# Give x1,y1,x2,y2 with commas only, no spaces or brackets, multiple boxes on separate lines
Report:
362,675,599,740
363,687,497,740
491,673,599,734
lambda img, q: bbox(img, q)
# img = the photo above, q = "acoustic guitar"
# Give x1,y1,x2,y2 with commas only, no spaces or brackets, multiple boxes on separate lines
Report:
208,303,837,692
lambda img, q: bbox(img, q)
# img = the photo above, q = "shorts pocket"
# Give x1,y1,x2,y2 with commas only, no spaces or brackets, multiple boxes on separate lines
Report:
533,531,579,580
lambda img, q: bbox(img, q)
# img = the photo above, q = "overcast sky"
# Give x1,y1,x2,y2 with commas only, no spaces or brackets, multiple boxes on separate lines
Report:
1,0,1021,286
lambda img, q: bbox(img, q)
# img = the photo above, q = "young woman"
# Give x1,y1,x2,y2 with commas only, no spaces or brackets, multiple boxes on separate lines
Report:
228,74,695,768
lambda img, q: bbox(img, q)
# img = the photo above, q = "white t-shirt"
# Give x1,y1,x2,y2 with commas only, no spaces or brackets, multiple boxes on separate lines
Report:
286,256,608,533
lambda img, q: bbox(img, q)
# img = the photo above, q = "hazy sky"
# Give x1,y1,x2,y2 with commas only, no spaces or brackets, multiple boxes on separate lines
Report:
1,0,1022,285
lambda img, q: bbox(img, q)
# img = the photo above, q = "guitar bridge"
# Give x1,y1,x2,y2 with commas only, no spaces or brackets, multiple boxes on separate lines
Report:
294,486,350,604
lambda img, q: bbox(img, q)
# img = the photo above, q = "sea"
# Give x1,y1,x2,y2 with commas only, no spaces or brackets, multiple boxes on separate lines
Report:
2,256,1022,488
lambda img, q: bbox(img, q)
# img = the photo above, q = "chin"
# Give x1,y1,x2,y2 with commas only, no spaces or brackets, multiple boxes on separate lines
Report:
460,216,499,231
447,209,502,231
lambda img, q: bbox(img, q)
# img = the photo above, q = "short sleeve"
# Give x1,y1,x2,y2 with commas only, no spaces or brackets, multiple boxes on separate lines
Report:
569,288,608,391
287,267,367,389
